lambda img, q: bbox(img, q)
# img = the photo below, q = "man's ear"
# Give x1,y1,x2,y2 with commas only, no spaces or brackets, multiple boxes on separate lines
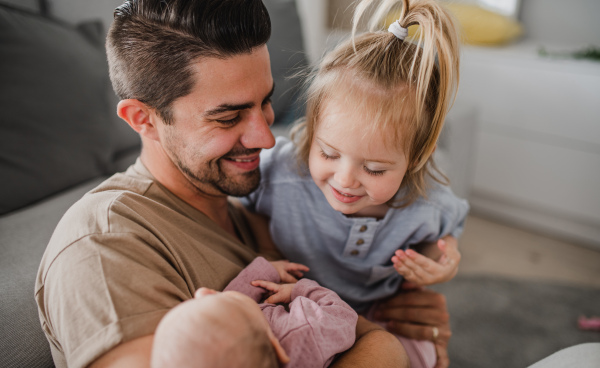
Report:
117,99,160,141
267,328,290,364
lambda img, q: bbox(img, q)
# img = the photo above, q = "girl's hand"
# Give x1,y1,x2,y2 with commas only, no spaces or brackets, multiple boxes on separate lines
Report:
270,260,310,283
251,280,295,304
391,238,460,286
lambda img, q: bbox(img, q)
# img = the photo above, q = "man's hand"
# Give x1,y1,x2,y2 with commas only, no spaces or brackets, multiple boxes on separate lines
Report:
269,260,310,283
391,237,460,286
251,280,295,304
373,284,452,368
332,316,409,368
89,335,153,367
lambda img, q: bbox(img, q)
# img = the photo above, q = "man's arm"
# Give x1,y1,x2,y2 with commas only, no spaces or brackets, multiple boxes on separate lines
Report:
87,320,412,368
331,317,409,368
373,285,452,368
88,335,153,368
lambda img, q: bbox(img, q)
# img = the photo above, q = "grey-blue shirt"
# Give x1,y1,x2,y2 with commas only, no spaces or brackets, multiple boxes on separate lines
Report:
243,138,469,312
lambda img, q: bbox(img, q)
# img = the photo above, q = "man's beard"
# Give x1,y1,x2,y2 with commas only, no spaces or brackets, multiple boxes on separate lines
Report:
175,149,261,197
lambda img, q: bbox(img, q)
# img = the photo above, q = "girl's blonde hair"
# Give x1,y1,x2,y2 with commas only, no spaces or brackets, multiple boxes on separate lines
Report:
292,0,460,207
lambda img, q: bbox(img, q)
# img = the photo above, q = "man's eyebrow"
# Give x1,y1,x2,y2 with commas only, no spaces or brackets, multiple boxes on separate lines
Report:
204,102,254,117
203,84,275,117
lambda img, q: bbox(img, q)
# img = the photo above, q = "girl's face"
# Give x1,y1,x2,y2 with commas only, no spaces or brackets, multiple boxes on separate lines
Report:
308,96,409,216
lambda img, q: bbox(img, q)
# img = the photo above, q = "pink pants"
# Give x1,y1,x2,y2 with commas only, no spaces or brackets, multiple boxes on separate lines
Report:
364,304,436,368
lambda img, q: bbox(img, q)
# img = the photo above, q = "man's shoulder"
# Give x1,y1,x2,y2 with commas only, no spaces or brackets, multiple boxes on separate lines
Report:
70,169,155,227
40,169,157,265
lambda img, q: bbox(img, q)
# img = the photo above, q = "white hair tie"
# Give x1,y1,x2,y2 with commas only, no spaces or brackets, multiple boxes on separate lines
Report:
388,20,408,40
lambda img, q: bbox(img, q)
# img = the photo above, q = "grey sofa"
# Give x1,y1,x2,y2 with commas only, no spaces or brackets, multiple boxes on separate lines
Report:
0,1,306,367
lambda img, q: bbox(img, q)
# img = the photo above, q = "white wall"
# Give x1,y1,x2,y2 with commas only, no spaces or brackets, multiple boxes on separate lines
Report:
296,0,328,64
519,0,600,45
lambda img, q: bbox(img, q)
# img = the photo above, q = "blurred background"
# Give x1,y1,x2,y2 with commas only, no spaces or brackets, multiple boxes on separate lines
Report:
1,0,599,367
13,0,598,251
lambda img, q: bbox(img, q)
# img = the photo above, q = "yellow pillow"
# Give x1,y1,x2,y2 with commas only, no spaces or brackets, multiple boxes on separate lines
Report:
385,3,523,46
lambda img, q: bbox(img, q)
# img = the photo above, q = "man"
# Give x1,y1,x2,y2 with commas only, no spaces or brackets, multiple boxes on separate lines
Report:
35,1,451,367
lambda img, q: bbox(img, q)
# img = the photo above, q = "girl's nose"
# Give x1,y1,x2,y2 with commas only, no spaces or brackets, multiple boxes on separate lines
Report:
334,165,360,189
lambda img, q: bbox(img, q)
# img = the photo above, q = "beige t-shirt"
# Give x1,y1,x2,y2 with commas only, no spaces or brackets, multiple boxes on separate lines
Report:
35,159,259,368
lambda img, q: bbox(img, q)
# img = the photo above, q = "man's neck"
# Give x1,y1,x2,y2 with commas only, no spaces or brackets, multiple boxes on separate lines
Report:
139,147,237,238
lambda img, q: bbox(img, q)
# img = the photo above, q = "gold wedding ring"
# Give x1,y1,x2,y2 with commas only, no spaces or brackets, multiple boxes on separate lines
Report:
432,326,439,341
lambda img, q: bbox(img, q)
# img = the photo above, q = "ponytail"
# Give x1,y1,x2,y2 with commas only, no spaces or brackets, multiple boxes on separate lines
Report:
352,0,460,174
296,0,461,207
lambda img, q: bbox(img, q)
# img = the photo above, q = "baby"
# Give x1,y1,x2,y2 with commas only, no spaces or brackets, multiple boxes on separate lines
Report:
151,257,359,368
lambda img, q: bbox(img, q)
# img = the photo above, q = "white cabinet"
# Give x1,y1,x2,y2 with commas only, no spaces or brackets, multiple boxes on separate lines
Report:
456,42,600,248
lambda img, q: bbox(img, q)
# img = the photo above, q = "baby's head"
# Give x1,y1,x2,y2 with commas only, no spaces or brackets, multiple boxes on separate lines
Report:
151,288,289,368
293,0,460,213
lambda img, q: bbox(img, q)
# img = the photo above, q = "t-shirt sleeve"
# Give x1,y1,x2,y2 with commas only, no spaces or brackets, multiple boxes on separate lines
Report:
38,232,190,368
403,184,470,247
223,257,280,302
435,186,470,239
263,279,358,367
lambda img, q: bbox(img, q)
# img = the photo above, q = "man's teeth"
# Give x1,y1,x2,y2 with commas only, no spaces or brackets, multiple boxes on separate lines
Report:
226,157,254,163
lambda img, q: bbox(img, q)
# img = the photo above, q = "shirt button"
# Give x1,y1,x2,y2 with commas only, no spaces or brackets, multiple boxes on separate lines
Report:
350,250,360,256
356,239,365,245
359,225,368,232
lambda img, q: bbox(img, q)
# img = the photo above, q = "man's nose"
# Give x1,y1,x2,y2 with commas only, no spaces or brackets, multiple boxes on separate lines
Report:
241,109,276,149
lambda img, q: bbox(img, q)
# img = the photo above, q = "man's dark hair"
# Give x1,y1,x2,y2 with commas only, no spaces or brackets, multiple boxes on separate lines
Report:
106,0,272,124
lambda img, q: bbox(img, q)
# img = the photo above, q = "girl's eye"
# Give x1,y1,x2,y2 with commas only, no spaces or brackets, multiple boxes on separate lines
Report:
364,167,385,176
216,115,241,125
320,150,338,160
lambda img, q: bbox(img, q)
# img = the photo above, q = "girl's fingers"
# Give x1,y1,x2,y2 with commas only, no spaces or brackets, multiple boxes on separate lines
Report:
286,262,310,272
251,279,279,292
405,249,437,270
437,239,447,252
401,251,440,278
279,273,298,283
264,292,285,304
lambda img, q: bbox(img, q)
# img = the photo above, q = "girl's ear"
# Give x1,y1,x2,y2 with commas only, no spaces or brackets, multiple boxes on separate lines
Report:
117,99,160,141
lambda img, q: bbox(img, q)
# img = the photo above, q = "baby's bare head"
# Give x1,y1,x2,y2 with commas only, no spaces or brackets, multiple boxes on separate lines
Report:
151,289,279,368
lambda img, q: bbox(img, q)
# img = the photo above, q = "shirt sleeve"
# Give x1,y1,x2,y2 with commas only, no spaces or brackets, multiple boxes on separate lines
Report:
262,279,358,367
39,232,189,368
223,257,280,302
404,183,470,246
435,186,470,239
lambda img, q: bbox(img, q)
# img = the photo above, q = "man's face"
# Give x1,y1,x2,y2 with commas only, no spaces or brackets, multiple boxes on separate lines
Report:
157,46,275,198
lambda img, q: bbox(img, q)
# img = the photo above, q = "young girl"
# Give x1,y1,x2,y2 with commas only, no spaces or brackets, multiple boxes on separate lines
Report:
242,0,468,366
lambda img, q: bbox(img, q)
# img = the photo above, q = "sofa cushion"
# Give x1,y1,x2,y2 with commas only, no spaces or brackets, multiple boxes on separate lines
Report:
0,5,136,215
0,0,43,13
0,177,108,368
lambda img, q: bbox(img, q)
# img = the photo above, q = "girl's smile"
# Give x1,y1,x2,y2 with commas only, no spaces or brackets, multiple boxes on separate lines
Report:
330,185,364,204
